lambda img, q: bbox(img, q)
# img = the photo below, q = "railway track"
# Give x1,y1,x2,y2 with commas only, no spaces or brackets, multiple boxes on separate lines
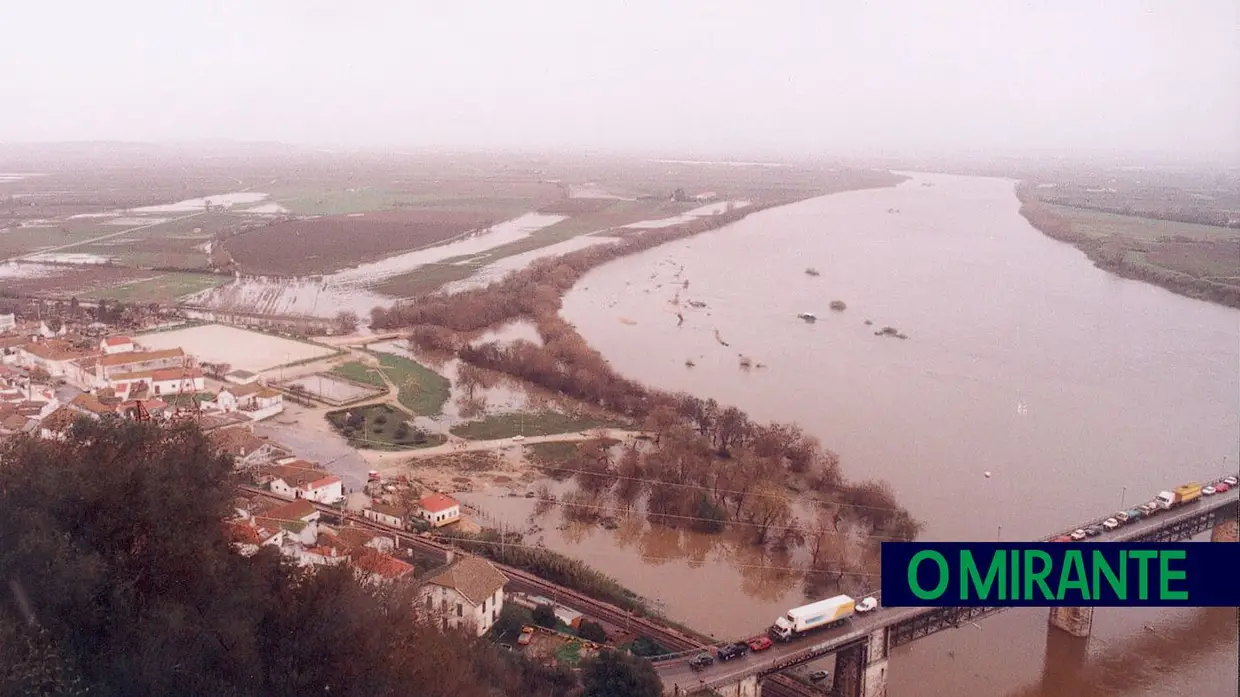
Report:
240,487,816,696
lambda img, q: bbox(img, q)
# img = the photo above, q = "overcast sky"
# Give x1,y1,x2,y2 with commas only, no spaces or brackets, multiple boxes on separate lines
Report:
2,1,1237,160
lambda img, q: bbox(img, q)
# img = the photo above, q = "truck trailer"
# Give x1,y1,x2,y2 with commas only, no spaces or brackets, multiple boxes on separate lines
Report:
770,595,855,642
1156,483,1203,510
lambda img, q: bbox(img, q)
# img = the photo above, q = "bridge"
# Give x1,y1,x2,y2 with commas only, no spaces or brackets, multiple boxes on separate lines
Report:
655,483,1239,697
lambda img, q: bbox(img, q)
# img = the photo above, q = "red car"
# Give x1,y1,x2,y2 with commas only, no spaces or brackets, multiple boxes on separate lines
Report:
747,636,773,652
1215,482,1231,493
1050,535,1073,542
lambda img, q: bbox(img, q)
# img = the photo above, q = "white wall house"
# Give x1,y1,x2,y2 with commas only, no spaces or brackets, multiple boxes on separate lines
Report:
363,504,405,529
418,493,461,528
212,383,284,421
420,556,508,637
265,462,344,504
100,336,134,355
257,499,320,545
0,313,15,333
111,368,206,400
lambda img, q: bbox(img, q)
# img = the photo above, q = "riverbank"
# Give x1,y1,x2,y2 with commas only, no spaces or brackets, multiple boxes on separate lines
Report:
1015,184,1240,309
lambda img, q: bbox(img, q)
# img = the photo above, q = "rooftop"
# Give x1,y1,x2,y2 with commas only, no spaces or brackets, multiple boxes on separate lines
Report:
353,548,414,580
98,348,184,367
418,493,459,514
424,556,507,605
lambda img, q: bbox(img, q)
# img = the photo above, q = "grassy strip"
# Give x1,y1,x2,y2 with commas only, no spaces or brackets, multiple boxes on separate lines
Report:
450,411,629,440
330,361,387,388
325,404,447,450
363,350,451,416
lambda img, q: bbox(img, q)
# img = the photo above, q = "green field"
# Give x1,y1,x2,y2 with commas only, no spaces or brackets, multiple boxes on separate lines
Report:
271,189,534,218
86,272,229,302
325,404,446,450
365,350,451,416
330,361,387,389
449,411,628,440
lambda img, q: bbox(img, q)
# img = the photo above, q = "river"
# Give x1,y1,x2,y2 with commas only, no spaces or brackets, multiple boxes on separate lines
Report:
547,171,1238,697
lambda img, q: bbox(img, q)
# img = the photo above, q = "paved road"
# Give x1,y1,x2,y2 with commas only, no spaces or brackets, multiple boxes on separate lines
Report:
364,428,645,466
656,483,1240,690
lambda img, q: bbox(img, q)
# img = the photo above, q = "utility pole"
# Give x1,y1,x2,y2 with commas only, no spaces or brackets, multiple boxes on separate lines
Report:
1120,486,1127,508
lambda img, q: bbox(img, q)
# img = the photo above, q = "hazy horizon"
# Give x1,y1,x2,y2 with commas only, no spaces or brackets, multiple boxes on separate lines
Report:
3,1,1237,162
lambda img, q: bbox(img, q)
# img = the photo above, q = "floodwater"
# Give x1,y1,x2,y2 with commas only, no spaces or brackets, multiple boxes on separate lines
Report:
536,172,1239,697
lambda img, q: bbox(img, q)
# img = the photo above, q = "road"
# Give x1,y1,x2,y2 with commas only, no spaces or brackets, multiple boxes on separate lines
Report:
656,484,1240,690
366,428,644,466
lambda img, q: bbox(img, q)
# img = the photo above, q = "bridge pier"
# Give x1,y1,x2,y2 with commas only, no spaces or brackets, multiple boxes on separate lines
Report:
1047,606,1094,638
709,674,761,697
1211,517,1237,542
832,628,889,697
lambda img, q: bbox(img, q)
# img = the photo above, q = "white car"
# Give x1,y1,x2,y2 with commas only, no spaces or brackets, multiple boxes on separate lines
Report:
1102,518,1120,531
855,597,879,614
511,435,525,442
1202,485,1216,496
1224,476,1238,487
1070,529,1087,541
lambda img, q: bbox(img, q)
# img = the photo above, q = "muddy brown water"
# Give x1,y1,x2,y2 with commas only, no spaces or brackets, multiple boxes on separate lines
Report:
522,171,1238,696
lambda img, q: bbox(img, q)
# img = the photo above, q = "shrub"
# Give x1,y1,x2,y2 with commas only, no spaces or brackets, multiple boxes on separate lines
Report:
532,604,557,629
577,620,606,643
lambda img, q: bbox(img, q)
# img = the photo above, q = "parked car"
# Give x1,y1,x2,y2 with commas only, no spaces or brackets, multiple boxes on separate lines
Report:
1223,475,1237,487
1203,485,1217,496
718,643,748,662
517,627,534,646
855,597,879,613
748,636,773,652
1215,482,1231,493
809,670,830,682
689,653,714,671
1126,508,1143,521
1102,518,1120,531
1070,529,1087,541
1114,511,1131,524
1138,502,1158,516
1084,525,1104,537
1050,535,1073,542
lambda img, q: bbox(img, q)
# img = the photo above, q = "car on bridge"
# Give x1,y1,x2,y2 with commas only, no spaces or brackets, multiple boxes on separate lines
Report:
1102,517,1120,531
747,636,773,652
1203,485,1217,496
1084,525,1104,537
809,670,830,683
718,642,749,661
855,597,879,613
1050,535,1073,542
688,653,714,671
1223,475,1237,487
1216,482,1231,493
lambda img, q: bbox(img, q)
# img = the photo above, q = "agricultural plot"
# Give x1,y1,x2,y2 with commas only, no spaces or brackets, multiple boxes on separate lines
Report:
134,323,335,373
85,272,230,302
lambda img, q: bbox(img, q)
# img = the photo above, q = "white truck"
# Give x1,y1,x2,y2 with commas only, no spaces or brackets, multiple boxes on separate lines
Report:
770,595,856,642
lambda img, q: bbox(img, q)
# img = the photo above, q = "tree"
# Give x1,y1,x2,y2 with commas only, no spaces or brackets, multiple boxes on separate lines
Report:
580,650,660,697
577,620,606,643
334,310,360,335
532,604,557,629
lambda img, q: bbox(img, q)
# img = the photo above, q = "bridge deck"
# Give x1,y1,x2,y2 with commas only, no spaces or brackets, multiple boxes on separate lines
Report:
656,488,1238,691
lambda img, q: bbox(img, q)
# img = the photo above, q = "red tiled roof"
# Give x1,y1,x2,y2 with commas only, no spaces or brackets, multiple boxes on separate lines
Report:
40,406,79,433
70,393,112,415
104,336,133,346
424,556,507,604
419,493,459,514
264,498,317,522
24,340,92,362
352,548,414,579
98,348,184,367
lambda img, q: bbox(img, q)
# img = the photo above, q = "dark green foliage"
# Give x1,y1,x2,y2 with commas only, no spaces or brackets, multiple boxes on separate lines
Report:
580,650,661,697
0,418,577,697
692,494,726,533
577,619,607,643
532,604,558,629
624,636,671,658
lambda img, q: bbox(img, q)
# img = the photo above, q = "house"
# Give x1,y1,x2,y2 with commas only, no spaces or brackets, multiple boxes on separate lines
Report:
0,412,33,437
38,320,67,339
225,369,260,385
0,335,27,365
116,398,168,420
100,336,134,355
95,348,186,381
66,356,102,389
110,367,205,400
363,503,407,529
224,518,286,557
207,426,292,469
19,340,96,378
418,493,461,528
212,382,283,421
256,499,320,545
0,313,15,333
261,462,344,504
69,393,116,419
39,406,80,440
197,411,252,432
420,556,508,636
320,527,396,555
352,547,415,585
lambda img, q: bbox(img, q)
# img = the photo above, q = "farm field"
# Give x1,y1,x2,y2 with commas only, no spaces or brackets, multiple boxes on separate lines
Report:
85,272,230,302
134,323,336,372
365,350,451,417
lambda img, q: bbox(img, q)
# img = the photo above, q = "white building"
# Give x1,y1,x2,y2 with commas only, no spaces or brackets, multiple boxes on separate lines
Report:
263,462,344,504
212,382,283,421
418,493,461,528
420,556,508,637
99,336,135,355
0,313,15,333
363,503,406,529
111,368,205,400
256,499,320,545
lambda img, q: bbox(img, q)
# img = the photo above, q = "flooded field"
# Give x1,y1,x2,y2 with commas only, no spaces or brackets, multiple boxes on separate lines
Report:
132,192,270,213
283,373,381,404
134,323,336,373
